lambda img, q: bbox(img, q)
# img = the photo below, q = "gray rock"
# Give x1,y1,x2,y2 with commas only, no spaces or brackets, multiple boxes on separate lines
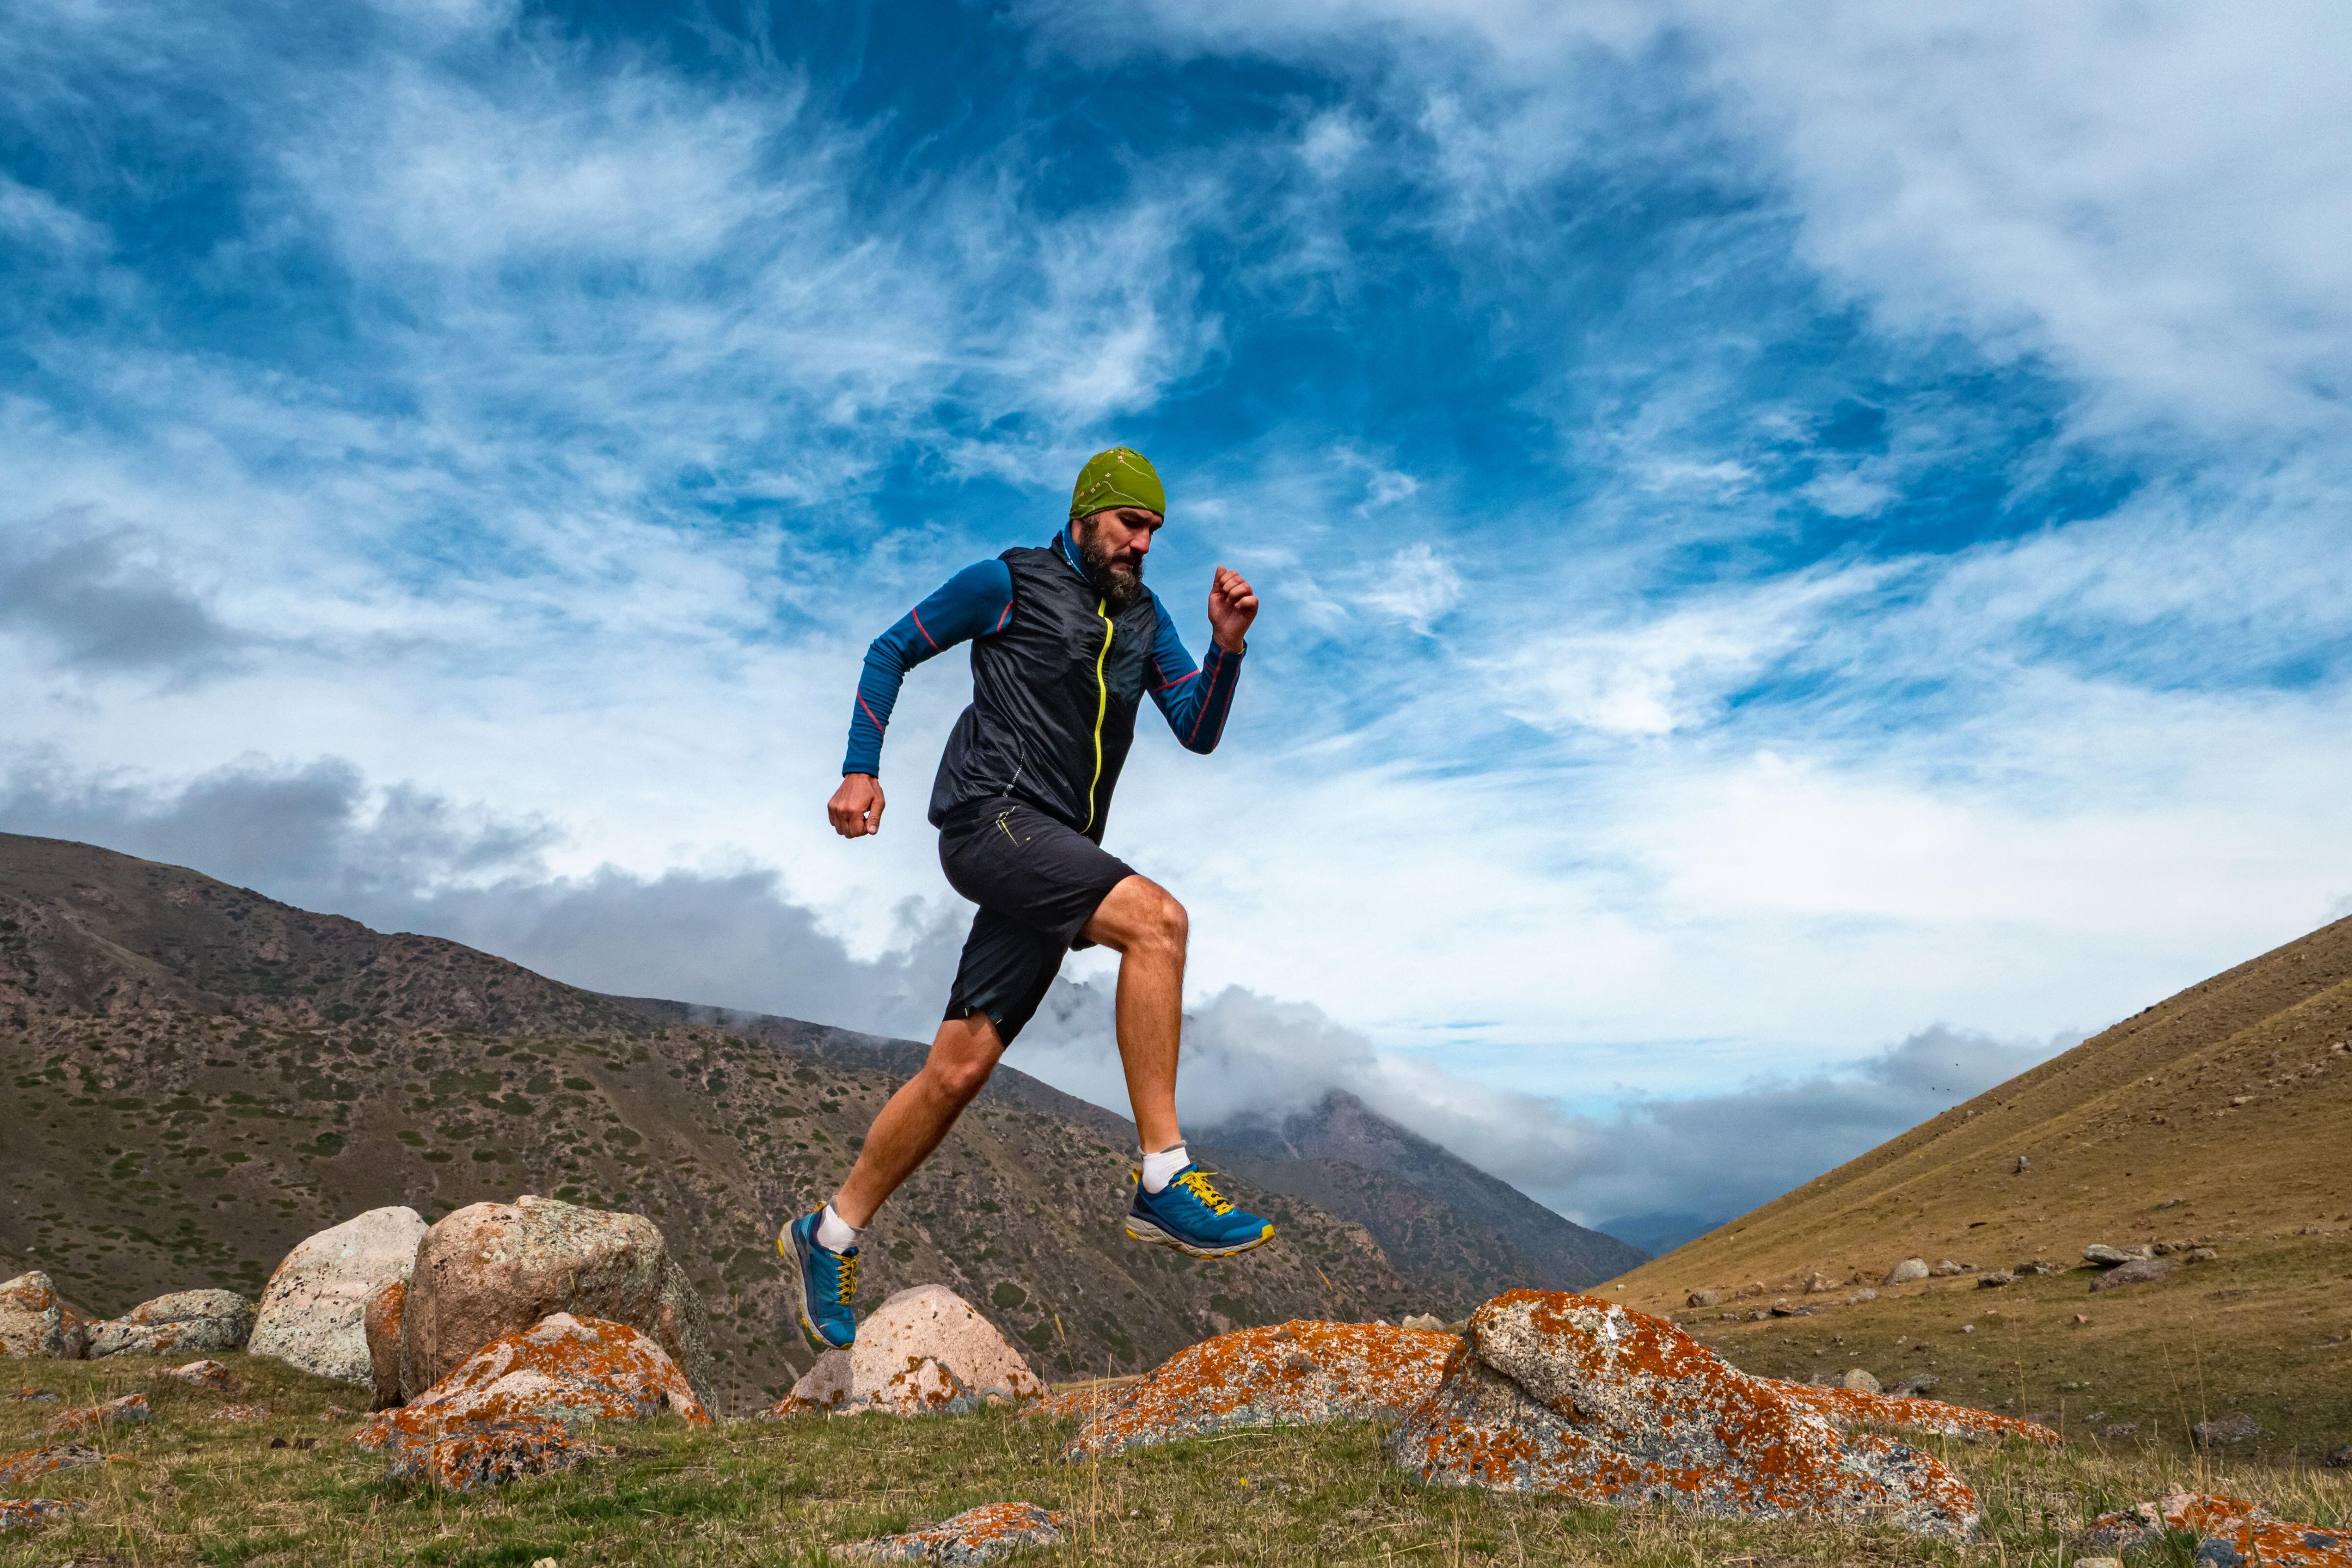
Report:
1977,1272,2012,1288
0,1273,91,1360
2195,1541,2248,1567
1685,1288,1724,1308
2190,1414,2260,1449
1887,1373,1939,1397
2089,1257,2176,1293
249,1206,426,1387
89,1290,255,1357
1839,1368,1881,1394
843,1502,1068,1564
1882,1258,1929,1285
2081,1243,2155,1267
2323,1445,2351,1469
1932,1259,1974,1276
1400,1313,1447,1331
2015,1155,2030,1174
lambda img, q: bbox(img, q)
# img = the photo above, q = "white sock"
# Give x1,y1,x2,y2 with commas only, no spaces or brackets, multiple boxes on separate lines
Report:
815,1202,864,1253
1140,1143,1191,1195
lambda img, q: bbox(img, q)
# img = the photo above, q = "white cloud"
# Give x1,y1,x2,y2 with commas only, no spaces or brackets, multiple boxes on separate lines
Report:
1357,541,1462,632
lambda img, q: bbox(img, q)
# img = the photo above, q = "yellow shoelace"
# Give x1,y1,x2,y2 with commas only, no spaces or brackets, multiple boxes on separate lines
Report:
1174,1169,1235,1216
835,1251,860,1302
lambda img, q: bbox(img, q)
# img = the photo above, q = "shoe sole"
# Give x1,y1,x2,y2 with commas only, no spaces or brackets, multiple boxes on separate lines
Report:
1124,1215,1276,1259
780,1228,854,1352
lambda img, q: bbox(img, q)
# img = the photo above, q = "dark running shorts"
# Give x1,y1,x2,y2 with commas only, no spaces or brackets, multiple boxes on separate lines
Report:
937,797,1136,1044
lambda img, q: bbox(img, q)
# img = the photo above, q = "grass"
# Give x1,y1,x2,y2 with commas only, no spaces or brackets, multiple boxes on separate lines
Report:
4,1354,2348,1566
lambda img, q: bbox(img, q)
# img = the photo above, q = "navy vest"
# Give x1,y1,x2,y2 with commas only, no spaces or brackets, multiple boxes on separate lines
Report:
928,542,1160,841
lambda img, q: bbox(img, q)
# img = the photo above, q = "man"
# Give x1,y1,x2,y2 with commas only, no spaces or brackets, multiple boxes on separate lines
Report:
781,446,1274,1351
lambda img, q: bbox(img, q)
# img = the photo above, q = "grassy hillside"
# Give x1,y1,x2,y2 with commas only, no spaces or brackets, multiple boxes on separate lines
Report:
1612,913,2352,1459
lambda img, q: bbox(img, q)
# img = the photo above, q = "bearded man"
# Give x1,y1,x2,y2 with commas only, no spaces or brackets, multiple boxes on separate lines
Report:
783,446,1273,1350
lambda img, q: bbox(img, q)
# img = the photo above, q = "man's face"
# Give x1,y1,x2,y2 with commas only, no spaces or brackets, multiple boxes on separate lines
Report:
1071,506,1162,610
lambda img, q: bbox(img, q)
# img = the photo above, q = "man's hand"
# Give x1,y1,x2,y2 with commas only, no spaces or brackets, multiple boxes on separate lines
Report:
830,774,885,838
1208,565,1258,653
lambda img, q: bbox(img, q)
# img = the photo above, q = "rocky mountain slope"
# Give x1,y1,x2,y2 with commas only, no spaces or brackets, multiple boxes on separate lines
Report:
0,832,1423,1411
1616,912,2352,1458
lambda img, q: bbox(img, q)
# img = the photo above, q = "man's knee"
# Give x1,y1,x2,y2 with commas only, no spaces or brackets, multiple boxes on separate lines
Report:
1146,888,1188,954
926,1033,1000,1103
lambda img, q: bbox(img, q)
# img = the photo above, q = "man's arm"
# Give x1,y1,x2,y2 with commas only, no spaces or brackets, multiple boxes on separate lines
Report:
1145,590,1247,754
833,559,1014,837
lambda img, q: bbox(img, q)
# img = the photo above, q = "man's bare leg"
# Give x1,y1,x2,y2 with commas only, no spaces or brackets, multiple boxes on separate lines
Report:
1080,873,1188,1152
831,1012,1004,1227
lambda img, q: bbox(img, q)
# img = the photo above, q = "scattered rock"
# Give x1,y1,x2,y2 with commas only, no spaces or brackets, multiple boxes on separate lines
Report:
1767,1302,1809,1318
1886,1373,1938,1397
1847,1288,1879,1304
2185,1246,2219,1263
2191,1414,2261,1449
2015,1155,2030,1173
1839,1368,1881,1394
2083,1490,2352,1567
2082,1244,2153,1267
2011,1260,2060,1277
1769,1379,2063,1447
1389,1291,1981,1537
6,1389,58,1402
42,1393,149,1438
1400,1313,1447,1331
0,1445,103,1490
1882,1258,1929,1286
1802,1273,1834,1294
1932,1260,1974,1277
769,1348,854,1414
363,1278,407,1411
2097,1421,2139,1440
1685,1288,1723,1308
355,1313,705,1491
88,1290,255,1358
0,1274,94,1360
2324,1446,2352,1469
1065,1321,1455,1461
819,1287,1045,1417
0,1498,88,1532
249,1206,427,1387
2090,1257,2177,1293
397,1197,711,1404
165,1359,233,1391
842,1501,1069,1564
209,1405,270,1422
1978,1272,2012,1289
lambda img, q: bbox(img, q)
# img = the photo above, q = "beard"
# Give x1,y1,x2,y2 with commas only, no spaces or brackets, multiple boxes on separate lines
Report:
1073,521,1147,611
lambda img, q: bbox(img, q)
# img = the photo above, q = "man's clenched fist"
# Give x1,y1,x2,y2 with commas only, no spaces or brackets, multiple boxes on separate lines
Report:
1208,564,1258,654
830,773,885,838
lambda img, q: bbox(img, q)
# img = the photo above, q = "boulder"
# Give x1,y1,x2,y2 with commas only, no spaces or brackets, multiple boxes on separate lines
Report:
1766,1378,2063,1446
249,1206,426,1386
843,1501,1069,1564
766,1348,852,1415
2081,1244,2152,1267
88,1290,255,1358
1685,1288,1723,1308
363,1278,406,1410
2191,1414,2261,1449
0,1499,88,1533
1839,1368,1881,1394
1400,1313,1447,1331
42,1392,148,1439
1065,1320,1456,1461
1388,1291,1980,1538
354,1312,707,1490
2089,1257,2176,1293
0,1274,92,1360
2083,1491,2352,1567
396,1197,710,1403
165,1359,233,1391
0,1444,103,1490
1882,1258,1929,1285
839,1286,1044,1416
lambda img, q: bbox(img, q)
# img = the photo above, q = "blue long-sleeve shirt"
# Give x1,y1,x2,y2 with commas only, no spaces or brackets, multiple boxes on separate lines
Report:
844,532,1244,776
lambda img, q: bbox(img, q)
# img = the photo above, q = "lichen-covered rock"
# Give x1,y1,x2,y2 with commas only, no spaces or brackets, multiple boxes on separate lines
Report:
842,1501,1069,1564
764,1348,852,1415
249,1206,427,1386
0,1445,102,1490
354,1312,706,1488
88,1290,255,1358
396,1198,710,1403
2083,1491,2352,1567
41,1393,148,1439
387,1414,613,1494
1390,1291,1978,1538
832,1287,1044,1416
1064,1321,1457,1460
1882,1258,1929,1285
2090,1257,2176,1292
1764,1378,2063,1446
0,1274,92,1360
364,1277,407,1410
166,1359,234,1391
0,1498,88,1532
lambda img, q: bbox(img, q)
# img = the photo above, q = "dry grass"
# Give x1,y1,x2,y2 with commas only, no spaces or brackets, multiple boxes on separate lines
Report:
3,1353,2346,1566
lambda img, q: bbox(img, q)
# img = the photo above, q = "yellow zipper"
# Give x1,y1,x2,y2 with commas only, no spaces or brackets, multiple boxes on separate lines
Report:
1082,598,1113,832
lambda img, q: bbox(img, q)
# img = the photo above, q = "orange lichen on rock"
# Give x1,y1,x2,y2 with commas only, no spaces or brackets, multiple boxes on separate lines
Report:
841,1500,1069,1563
1763,1378,2063,1446
2083,1490,2352,1566
1389,1291,1979,1539
40,1393,148,1440
353,1312,703,1491
0,1498,88,1532
0,1446,102,1490
1064,1321,1458,1461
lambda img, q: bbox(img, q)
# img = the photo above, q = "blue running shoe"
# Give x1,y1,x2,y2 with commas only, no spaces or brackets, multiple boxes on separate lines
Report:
782,1211,859,1350
1126,1164,1275,1258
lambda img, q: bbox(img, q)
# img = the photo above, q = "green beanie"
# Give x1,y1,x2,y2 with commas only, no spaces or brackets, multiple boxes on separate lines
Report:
1069,446,1165,521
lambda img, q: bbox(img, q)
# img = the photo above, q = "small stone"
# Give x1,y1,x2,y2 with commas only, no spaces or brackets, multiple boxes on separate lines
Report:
0,1443,104,1489
2090,1257,2177,1293
2191,1414,2260,1449
2184,1247,2218,1263
166,1359,234,1391
1846,1288,1879,1304
0,1498,89,1532
1882,1258,1929,1285
1932,1259,1972,1276
1958,1323,1975,1335
2076,1558,2124,1568
1802,1272,1834,1294
842,1501,1067,1564
210,1404,270,1421
1839,1368,1880,1394
2014,1155,2030,1174
1685,1288,1723,1308
1978,1272,2012,1289
7,1390,58,1402
2323,1446,2351,1468
41,1392,149,1438
2082,1244,2134,1267
1400,1313,1446,1331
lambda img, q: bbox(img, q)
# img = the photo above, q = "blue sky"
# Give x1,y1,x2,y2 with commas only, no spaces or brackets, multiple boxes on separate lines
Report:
6,0,2350,1238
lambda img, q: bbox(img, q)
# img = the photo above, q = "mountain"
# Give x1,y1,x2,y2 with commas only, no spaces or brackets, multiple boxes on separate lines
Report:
1592,1211,1719,1259
0,832,1422,1410
1197,1091,1647,1306
1611,913,2352,1456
